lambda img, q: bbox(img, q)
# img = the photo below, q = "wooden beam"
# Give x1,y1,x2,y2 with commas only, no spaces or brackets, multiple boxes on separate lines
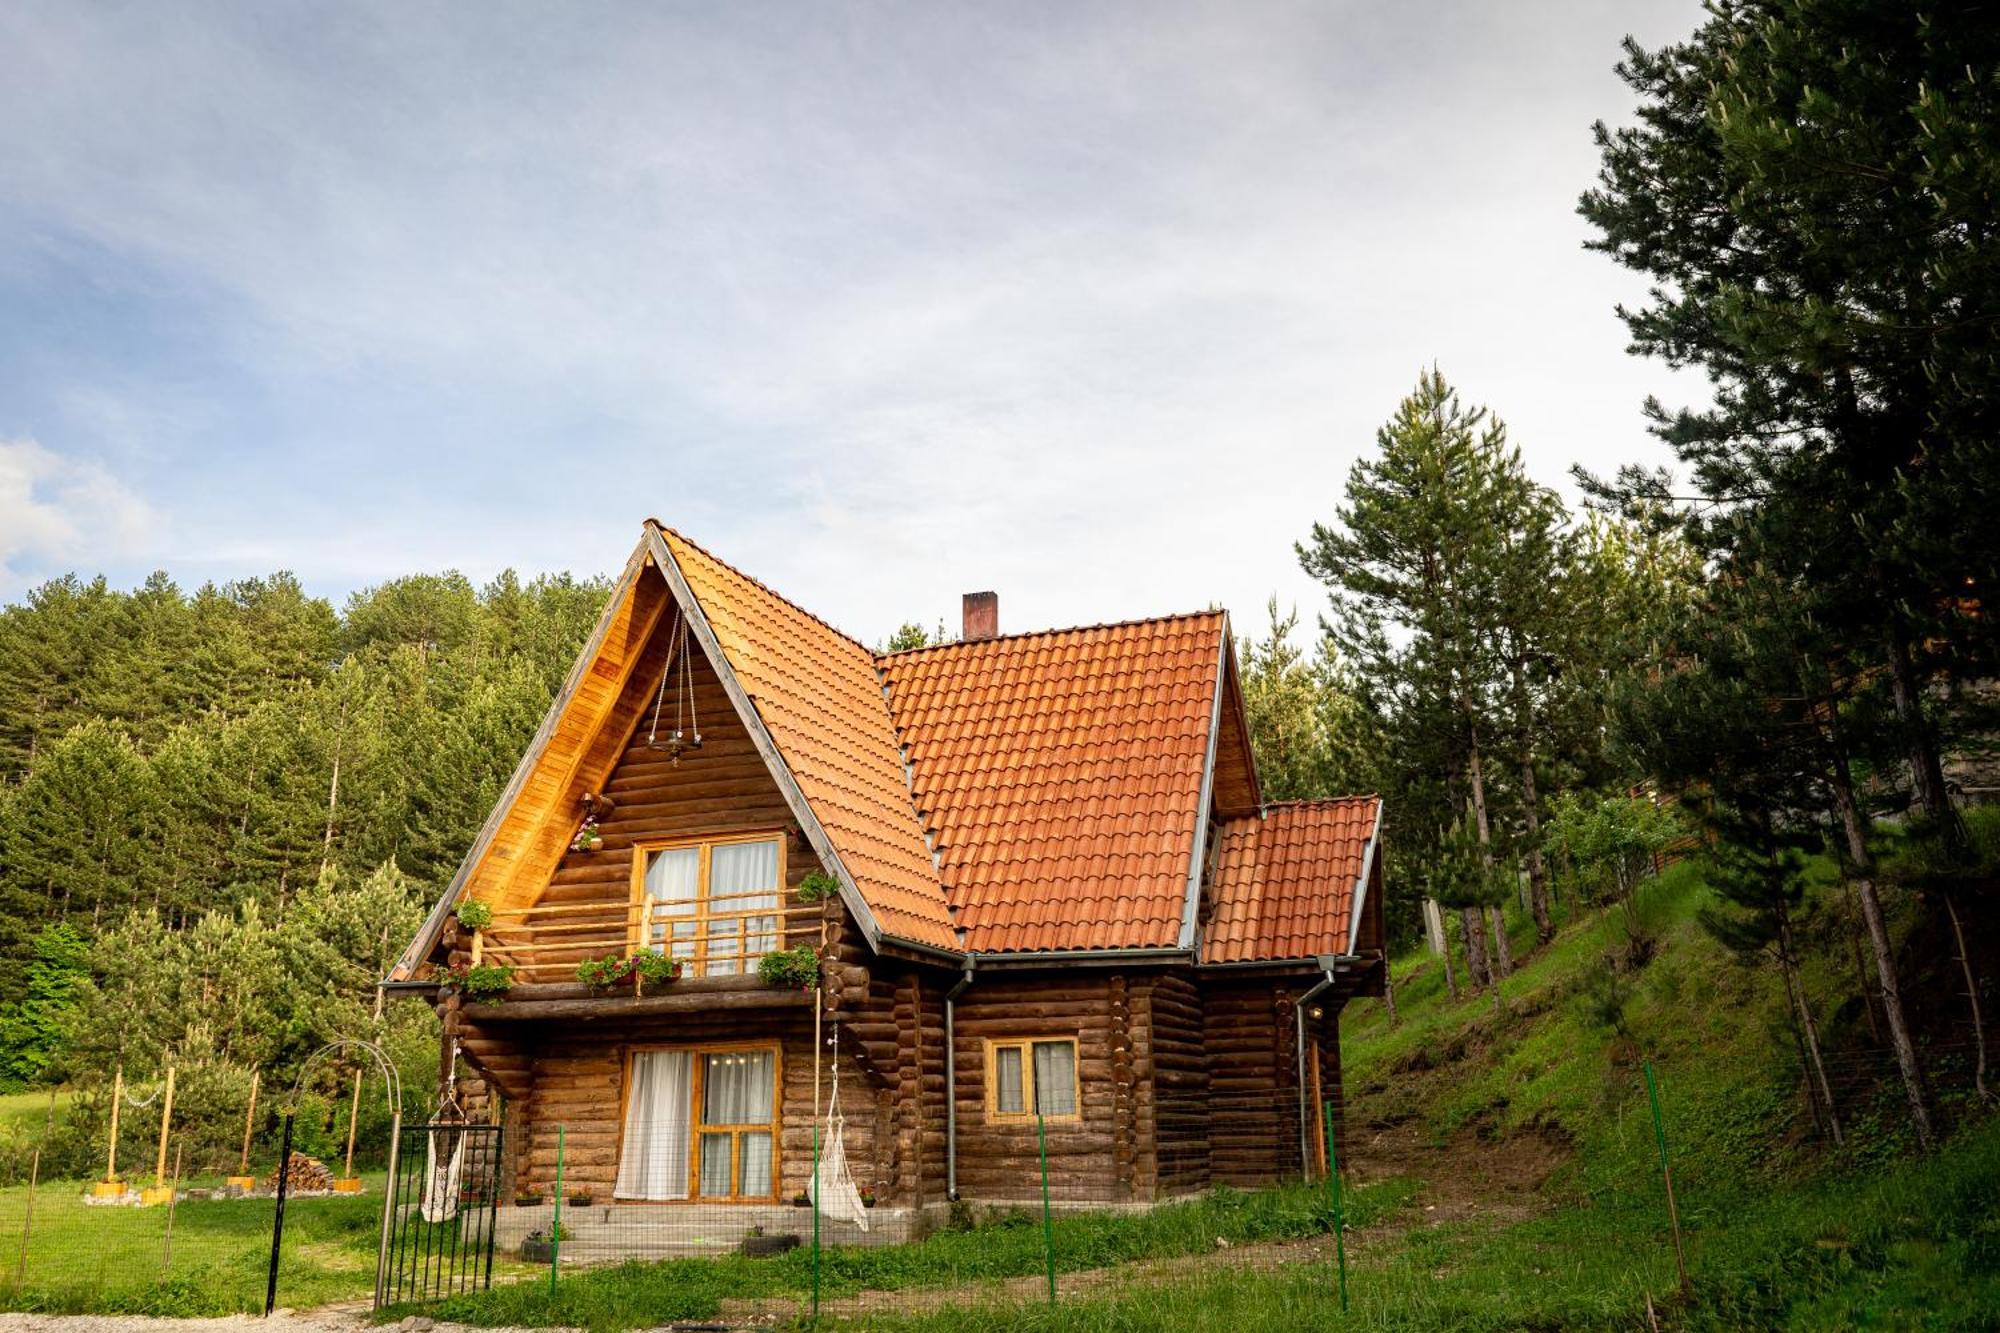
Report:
463,987,814,1022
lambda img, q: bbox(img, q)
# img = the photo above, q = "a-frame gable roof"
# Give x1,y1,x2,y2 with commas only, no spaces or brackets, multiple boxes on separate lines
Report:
648,524,958,952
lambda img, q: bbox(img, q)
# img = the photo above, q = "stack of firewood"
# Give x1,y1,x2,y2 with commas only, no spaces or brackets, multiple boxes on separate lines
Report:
265,1152,334,1193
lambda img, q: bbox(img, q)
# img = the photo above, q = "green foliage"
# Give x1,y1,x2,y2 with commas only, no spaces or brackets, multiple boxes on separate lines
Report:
881,621,950,653
0,925,89,1089
1543,790,1687,905
755,945,820,990
795,870,840,903
1235,602,1381,802
442,964,513,1001
574,953,680,990
452,898,494,929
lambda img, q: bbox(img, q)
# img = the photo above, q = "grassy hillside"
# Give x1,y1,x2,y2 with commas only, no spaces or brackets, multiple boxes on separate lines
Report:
858,861,2000,1331
1326,860,2000,1329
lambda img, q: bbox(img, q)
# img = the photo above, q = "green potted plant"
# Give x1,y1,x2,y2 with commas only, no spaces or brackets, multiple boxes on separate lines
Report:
757,945,820,991
630,952,682,987
454,898,494,930
570,814,604,853
795,870,839,903
575,954,632,991
439,962,514,1001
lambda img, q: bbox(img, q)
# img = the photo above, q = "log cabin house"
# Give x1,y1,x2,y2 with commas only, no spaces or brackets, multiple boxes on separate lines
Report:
384,520,1385,1249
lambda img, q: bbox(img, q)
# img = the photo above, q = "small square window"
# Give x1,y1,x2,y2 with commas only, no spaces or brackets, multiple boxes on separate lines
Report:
986,1037,1080,1123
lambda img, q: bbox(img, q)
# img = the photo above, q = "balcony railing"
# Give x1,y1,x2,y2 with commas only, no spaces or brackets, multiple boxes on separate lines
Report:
468,894,825,986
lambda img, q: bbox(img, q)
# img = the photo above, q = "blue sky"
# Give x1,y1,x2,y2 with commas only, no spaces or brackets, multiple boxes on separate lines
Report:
0,0,1702,643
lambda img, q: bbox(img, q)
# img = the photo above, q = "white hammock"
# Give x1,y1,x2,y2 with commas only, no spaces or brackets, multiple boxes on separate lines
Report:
809,1027,868,1232
422,1126,466,1223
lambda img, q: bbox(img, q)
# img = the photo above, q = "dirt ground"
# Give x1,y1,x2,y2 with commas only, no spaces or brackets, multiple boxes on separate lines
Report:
0,1125,1566,1331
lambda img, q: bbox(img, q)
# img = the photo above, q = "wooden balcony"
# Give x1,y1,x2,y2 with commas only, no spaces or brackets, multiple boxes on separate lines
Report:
469,892,827,987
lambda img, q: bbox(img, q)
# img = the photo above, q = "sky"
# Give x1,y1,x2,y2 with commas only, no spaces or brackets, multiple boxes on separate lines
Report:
0,0,1705,645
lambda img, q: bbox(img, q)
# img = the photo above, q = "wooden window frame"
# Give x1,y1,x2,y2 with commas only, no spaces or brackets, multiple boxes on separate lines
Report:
615,1040,785,1203
628,830,788,976
982,1036,1082,1124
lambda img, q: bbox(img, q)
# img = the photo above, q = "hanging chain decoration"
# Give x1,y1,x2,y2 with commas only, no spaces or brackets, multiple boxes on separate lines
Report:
121,1079,164,1110
645,613,702,765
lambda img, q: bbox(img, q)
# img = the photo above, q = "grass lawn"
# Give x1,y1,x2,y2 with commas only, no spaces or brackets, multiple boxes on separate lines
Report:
415,1176,1418,1331
0,1172,387,1316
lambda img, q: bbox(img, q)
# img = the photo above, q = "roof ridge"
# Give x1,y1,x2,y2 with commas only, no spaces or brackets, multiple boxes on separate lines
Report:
647,520,874,656
874,608,1226,663
1258,795,1381,810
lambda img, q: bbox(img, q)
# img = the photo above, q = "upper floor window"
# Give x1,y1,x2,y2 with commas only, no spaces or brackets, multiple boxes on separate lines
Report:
633,833,784,975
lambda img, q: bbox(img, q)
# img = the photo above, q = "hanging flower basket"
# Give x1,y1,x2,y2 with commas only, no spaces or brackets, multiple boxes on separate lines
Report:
570,815,604,853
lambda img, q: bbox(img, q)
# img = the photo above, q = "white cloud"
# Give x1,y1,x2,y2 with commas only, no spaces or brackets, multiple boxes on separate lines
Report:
0,439,158,595
0,0,1710,635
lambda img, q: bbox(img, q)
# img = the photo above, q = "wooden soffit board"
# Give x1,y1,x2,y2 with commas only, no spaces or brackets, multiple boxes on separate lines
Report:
460,553,675,915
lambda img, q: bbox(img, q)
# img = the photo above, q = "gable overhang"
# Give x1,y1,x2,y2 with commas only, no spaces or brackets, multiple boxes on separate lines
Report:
385,538,654,984
644,523,940,961
1346,800,1385,956
1175,612,1231,952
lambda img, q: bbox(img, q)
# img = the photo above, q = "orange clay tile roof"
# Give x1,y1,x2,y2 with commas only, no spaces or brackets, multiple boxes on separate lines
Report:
879,614,1225,954
657,527,960,951
1202,797,1381,964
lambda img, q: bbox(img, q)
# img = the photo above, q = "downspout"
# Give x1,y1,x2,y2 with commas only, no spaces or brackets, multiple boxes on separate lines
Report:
945,960,976,1201
1295,969,1338,1177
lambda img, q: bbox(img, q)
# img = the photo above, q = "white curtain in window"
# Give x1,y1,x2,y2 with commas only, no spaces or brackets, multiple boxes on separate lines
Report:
1033,1042,1077,1117
738,1131,773,1197
993,1046,1025,1114
704,1050,775,1123
709,839,779,900
697,1133,733,1197
614,1051,692,1200
645,847,700,958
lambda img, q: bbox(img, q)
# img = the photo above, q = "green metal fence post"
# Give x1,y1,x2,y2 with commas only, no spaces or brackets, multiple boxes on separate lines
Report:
1643,1061,1691,1297
549,1124,564,1297
1037,1112,1056,1307
1324,1101,1348,1312
811,1119,822,1326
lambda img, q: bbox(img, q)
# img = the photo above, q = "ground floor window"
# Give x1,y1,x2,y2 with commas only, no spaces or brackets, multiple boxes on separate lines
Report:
984,1036,1080,1121
615,1044,780,1201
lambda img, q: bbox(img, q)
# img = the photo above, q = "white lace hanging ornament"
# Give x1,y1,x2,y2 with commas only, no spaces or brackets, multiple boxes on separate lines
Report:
810,1019,869,1231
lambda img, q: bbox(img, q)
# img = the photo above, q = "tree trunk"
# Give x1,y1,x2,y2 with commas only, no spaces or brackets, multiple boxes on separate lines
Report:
1437,915,1460,1000
1381,957,1399,1024
1509,658,1554,946
1944,892,1992,1105
1839,874,1885,1042
1464,731,1511,980
1461,905,1491,988
1886,622,1957,836
1827,756,1935,1150
1488,904,1514,978
1777,907,1842,1145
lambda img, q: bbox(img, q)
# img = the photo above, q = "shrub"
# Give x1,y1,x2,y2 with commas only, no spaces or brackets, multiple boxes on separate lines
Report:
795,871,840,903
757,946,819,990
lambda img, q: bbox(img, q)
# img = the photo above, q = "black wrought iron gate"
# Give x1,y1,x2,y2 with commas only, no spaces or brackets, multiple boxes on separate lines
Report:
376,1122,504,1308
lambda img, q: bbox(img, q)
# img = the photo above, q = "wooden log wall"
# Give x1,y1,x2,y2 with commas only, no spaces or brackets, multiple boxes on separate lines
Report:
1200,977,1306,1187
949,974,1132,1203
1144,971,1212,1195
514,645,822,976
499,1007,889,1203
